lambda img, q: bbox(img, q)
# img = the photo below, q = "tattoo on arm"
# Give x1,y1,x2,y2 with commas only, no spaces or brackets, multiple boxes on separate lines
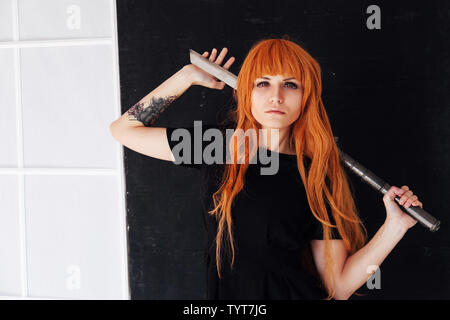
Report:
127,95,178,127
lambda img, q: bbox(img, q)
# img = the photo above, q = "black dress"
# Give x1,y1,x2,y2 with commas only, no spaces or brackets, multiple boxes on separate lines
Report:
166,124,342,300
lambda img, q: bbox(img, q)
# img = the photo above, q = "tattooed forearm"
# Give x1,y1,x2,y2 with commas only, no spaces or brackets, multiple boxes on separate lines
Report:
127,95,178,127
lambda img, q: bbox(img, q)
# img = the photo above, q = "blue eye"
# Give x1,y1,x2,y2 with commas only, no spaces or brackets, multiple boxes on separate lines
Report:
285,82,298,89
256,81,269,87
256,81,298,89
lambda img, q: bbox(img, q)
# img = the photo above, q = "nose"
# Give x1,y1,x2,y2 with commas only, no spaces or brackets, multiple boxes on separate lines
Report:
270,85,283,105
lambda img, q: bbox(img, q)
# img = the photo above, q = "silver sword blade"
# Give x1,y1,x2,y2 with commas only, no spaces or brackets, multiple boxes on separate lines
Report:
189,49,238,89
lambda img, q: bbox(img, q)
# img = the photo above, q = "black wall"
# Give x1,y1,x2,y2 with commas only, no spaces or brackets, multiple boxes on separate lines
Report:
116,0,450,299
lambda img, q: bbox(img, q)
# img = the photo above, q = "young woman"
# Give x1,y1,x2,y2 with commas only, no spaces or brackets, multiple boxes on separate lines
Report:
110,38,423,300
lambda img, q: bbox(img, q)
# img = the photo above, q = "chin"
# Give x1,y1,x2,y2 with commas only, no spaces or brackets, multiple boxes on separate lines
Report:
256,119,291,130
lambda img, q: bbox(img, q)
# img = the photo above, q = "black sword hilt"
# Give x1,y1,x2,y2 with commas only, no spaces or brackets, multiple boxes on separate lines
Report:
334,137,440,232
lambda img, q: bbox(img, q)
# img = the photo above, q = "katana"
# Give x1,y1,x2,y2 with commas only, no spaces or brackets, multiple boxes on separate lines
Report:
189,48,440,232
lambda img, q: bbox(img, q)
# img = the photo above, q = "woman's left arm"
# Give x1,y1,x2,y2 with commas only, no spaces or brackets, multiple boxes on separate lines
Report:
311,185,422,300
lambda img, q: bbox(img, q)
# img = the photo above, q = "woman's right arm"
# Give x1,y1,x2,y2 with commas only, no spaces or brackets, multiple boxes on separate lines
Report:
109,65,192,162
109,48,235,162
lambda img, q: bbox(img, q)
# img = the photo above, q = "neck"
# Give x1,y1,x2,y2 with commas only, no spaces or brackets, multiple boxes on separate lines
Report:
259,126,295,155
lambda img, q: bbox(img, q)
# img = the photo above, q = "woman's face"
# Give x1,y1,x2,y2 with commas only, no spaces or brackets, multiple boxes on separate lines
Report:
251,74,303,130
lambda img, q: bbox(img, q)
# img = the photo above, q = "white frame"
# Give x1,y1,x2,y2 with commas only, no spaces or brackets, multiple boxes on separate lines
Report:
0,0,129,300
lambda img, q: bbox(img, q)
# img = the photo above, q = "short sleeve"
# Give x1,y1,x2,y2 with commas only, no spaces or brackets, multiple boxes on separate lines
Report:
308,203,343,240
166,124,225,170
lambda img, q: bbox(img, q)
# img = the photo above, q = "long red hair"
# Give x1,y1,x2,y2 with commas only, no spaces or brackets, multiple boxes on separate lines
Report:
208,37,368,299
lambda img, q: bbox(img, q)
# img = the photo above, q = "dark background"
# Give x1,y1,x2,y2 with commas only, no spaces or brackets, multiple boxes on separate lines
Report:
116,0,449,299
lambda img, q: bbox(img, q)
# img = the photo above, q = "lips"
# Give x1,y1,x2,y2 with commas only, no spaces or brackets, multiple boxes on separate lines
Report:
265,109,286,114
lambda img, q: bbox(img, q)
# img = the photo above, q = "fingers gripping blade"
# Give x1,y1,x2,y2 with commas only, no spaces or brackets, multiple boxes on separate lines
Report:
189,49,238,89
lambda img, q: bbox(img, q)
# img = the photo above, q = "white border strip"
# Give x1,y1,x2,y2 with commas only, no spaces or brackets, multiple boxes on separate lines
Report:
0,168,118,175
12,0,27,298
0,296,61,300
0,38,112,48
111,0,131,300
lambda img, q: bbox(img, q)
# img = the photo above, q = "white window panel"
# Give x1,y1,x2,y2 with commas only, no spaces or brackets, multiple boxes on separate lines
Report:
0,176,22,296
25,175,125,299
18,0,112,41
0,49,18,167
0,0,13,41
20,45,116,169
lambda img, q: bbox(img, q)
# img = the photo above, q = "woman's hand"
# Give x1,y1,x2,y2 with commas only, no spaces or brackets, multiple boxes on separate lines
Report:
183,47,235,90
383,185,423,231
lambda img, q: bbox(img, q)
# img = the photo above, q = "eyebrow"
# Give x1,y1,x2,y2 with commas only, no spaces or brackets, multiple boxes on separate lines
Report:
258,76,297,81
